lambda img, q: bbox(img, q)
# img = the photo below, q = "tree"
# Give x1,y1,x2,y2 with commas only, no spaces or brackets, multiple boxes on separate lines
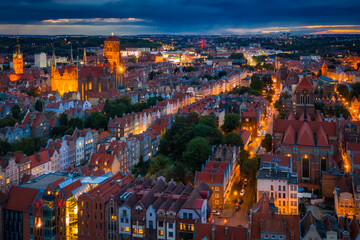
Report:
337,84,350,99
132,155,150,177
241,157,260,183
85,112,108,130
11,104,21,120
60,113,68,126
193,123,223,145
35,100,43,112
159,119,194,160
224,132,244,148
12,137,46,156
148,154,170,177
221,113,241,133
0,140,11,156
334,105,350,119
187,112,200,125
198,115,217,128
0,116,17,128
261,75,272,86
250,75,264,92
261,134,272,152
183,137,211,171
69,118,84,130
166,162,185,182
218,70,227,78
228,53,244,59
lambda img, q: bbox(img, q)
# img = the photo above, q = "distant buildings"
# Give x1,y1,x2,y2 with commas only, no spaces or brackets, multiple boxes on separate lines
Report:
34,52,47,68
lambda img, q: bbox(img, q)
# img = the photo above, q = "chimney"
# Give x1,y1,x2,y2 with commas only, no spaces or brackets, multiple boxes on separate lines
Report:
225,226,228,238
212,226,216,240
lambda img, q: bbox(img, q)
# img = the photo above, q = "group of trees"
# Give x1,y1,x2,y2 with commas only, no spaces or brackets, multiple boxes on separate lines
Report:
133,113,246,183
201,70,227,81
0,137,47,157
337,83,360,101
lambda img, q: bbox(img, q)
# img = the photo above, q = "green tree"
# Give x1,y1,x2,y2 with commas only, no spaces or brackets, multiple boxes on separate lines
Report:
228,53,245,59
12,137,46,156
187,112,200,125
69,118,84,130
132,155,150,177
241,157,260,183
0,140,11,156
85,112,108,130
224,132,244,148
60,113,68,126
166,162,185,182
250,75,264,92
221,113,241,133
198,115,217,128
148,154,170,176
35,100,43,112
183,137,211,171
218,70,227,78
64,128,74,136
0,116,17,128
337,84,350,99
11,104,21,120
334,105,350,119
193,123,223,145
261,134,273,152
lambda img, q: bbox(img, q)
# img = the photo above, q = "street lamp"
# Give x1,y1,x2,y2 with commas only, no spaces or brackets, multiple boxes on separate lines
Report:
234,191,237,196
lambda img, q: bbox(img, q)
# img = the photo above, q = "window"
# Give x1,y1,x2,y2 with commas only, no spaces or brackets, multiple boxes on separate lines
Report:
169,223,173,229
133,228,137,234
139,229,144,235
159,221,164,227
125,227,129,232
278,186,281,191
283,186,285,191
271,185,274,190
278,193,281,198
183,213,187,219
169,232,173,237
302,155,310,179
283,193,285,198
121,226,124,232
159,230,164,236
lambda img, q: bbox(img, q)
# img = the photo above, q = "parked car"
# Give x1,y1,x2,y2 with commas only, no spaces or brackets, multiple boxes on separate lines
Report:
244,179,248,186
236,203,240,211
240,189,245,196
238,198,243,204
212,210,221,216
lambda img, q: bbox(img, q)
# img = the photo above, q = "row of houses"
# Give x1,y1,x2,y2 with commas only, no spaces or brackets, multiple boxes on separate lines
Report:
2,171,213,240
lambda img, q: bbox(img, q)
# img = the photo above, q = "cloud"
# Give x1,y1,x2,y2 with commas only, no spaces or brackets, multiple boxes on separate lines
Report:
42,18,149,25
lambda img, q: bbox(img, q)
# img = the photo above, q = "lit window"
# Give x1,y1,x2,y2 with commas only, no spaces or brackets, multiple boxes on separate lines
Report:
139,229,144,235
159,230,164,236
125,227,129,232
133,228,137,234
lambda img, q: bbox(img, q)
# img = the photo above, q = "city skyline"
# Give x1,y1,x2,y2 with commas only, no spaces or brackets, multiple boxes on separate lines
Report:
0,0,360,35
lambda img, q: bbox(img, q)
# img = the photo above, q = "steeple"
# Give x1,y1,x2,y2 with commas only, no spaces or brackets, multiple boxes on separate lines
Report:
14,35,21,56
70,44,74,65
302,63,307,77
83,48,87,66
52,46,56,69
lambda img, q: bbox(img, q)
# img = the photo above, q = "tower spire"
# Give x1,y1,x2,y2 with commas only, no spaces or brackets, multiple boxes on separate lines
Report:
52,46,56,68
70,44,74,65
83,48,87,66
302,63,307,77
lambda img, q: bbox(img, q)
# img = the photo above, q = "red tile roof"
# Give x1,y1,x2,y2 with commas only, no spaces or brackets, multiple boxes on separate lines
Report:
194,223,247,240
261,154,291,168
5,186,40,211
296,76,313,90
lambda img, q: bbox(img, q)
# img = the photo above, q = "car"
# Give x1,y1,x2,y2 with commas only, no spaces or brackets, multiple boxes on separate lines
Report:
235,203,240,211
238,198,243,204
240,189,245,196
244,179,248,186
212,210,220,216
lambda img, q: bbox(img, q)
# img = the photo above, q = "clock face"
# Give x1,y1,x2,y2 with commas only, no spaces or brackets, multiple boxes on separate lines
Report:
303,89,308,95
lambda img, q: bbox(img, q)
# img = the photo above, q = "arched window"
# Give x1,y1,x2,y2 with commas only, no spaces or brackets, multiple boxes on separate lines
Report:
321,157,327,172
302,154,310,179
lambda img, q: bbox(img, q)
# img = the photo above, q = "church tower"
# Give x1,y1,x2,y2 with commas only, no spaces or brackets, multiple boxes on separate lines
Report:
13,37,23,74
104,35,124,85
295,76,315,120
321,62,328,77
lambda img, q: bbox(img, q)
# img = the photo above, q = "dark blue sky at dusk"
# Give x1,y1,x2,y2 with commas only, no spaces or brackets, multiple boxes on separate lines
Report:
0,0,360,35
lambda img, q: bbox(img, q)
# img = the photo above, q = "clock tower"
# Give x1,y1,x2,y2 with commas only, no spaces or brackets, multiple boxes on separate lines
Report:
13,37,23,75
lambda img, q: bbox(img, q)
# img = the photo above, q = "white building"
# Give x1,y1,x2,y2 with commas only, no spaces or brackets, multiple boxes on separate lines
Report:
256,155,299,215
35,52,47,68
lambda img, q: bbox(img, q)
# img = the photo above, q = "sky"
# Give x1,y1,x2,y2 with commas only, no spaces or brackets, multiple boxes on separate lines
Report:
0,0,360,35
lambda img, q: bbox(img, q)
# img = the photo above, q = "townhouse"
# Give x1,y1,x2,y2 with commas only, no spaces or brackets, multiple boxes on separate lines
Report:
256,154,299,215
